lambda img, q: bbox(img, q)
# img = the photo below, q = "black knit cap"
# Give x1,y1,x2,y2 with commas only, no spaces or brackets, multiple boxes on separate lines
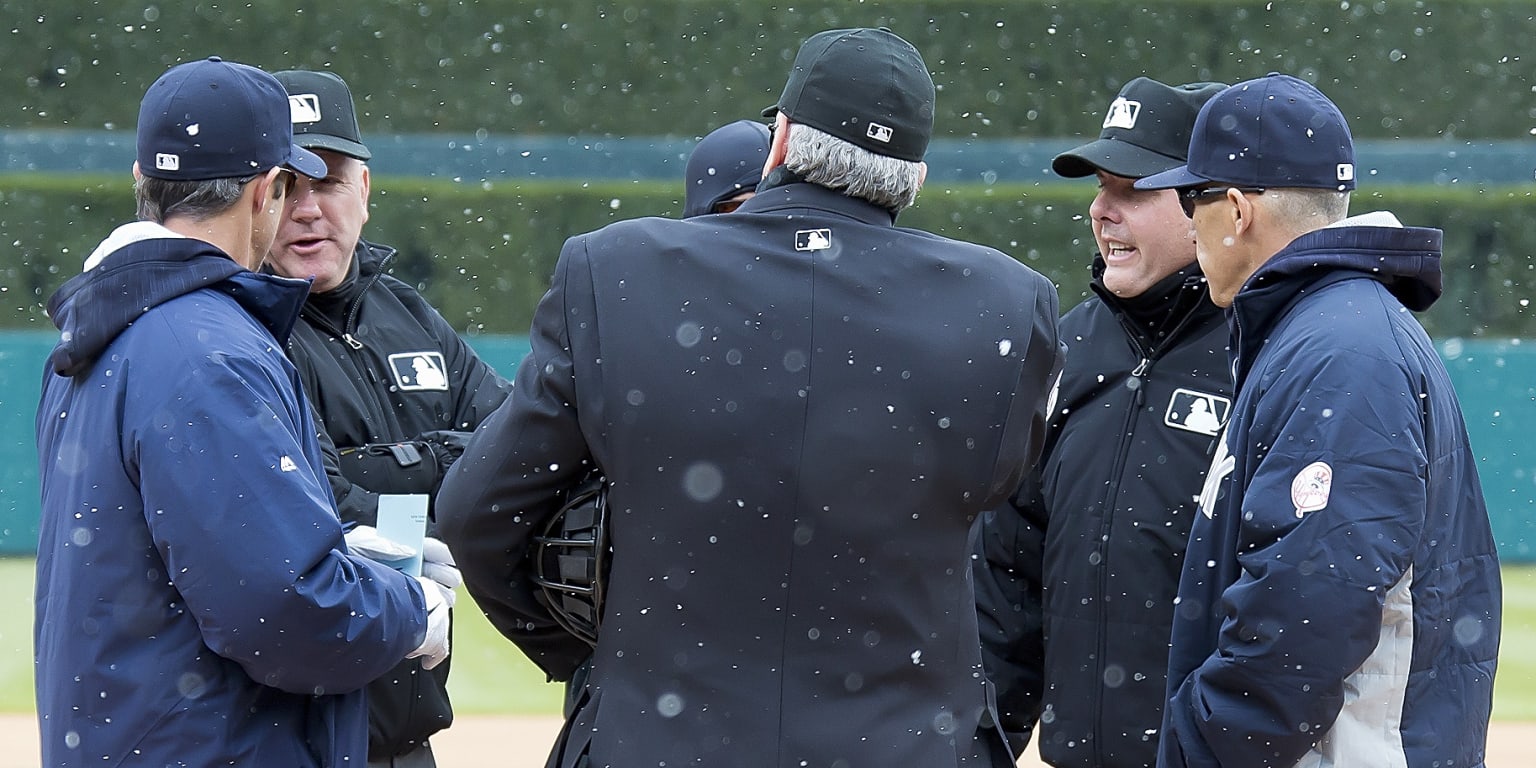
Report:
274,69,371,161
763,27,935,162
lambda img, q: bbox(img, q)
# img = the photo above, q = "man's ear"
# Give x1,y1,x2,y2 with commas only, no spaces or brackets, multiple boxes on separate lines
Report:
359,164,372,225
248,168,280,216
1229,187,1255,238
762,113,789,177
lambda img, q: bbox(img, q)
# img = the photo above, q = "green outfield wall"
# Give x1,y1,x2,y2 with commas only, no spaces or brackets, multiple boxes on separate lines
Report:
4,334,1533,559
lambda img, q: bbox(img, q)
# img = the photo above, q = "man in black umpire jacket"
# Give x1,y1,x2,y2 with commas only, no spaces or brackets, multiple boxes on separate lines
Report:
438,27,1064,768
268,70,512,767
972,78,1232,767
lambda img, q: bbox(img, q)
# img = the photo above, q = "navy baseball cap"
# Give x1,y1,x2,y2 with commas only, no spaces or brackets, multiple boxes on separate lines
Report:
1135,73,1356,192
1052,78,1228,179
137,56,327,181
683,120,771,218
763,27,935,162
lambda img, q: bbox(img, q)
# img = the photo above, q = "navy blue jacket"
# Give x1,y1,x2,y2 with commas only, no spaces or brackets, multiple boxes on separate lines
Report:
439,179,1064,768
1161,215,1501,768
36,223,427,767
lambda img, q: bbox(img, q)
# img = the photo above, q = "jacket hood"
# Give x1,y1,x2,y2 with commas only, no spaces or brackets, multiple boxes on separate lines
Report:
46,222,311,377
1243,210,1443,313
1230,211,1443,382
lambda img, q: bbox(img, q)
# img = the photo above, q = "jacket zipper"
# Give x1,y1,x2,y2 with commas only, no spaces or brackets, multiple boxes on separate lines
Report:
1088,284,1206,765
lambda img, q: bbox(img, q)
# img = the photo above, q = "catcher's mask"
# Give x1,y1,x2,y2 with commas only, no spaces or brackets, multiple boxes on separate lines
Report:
531,472,609,647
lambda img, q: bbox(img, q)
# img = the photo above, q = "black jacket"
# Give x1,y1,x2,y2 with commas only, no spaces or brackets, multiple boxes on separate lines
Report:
975,261,1230,767
438,177,1065,768
282,239,511,758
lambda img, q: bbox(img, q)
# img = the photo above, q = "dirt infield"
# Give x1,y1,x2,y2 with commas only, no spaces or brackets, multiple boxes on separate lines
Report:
5,714,1532,766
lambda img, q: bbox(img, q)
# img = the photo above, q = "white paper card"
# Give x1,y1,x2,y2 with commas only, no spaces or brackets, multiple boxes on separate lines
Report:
375,493,429,576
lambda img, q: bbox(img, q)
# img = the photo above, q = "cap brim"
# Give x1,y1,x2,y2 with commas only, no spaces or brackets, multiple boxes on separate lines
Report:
762,104,780,119
286,144,329,179
1052,138,1187,180
295,133,373,162
1133,164,1209,190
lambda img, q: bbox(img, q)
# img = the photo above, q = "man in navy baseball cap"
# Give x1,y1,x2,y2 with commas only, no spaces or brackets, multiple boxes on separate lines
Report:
38,54,443,768
682,119,772,218
137,56,327,182
1133,73,1498,768
1135,73,1359,307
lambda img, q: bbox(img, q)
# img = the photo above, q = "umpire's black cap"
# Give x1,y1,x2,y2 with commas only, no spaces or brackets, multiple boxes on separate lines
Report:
763,27,935,162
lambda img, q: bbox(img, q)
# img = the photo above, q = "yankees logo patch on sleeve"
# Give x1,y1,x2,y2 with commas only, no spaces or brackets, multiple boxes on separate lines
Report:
1291,461,1333,518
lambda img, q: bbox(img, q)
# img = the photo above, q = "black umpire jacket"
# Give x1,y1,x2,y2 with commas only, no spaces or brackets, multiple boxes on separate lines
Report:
438,176,1065,768
283,240,511,758
974,262,1230,767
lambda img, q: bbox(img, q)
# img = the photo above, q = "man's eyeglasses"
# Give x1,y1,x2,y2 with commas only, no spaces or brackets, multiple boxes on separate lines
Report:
242,167,298,199
1179,186,1266,218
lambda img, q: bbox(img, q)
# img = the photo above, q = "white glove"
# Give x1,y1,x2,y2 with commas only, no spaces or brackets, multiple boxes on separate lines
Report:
406,575,452,670
420,536,463,592
343,524,417,561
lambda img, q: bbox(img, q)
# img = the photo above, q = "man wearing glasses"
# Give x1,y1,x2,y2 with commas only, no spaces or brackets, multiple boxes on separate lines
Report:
975,77,1230,768
1136,73,1501,768
35,57,449,766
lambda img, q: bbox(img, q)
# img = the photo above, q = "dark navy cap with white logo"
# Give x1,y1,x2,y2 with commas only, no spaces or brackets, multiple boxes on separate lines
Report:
136,56,326,181
763,27,935,162
1136,73,1357,192
1052,78,1227,179
275,69,372,161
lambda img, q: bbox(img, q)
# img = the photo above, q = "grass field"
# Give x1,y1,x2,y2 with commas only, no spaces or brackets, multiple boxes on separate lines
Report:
5,557,1533,719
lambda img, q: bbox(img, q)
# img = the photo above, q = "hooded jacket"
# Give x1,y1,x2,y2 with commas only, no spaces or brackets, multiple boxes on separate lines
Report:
282,238,510,757
1160,213,1501,768
976,260,1231,767
35,222,427,768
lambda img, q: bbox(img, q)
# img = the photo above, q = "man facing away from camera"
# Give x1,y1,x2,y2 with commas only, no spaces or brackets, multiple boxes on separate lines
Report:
1135,73,1500,768
268,68,513,768
974,76,1230,768
34,57,450,767
437,26,1064,768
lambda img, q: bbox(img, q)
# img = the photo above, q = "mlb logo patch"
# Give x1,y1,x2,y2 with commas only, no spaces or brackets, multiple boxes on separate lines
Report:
1336,163,1355,182
289,94,323,125
795,229,832,251
866,122,894,143
388,351,449,391
1103,97,1141,130
1164,388,1230,436
155,153,180,172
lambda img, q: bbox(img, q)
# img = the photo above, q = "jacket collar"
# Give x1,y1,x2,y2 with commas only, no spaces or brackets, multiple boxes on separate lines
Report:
1229,213,1443,382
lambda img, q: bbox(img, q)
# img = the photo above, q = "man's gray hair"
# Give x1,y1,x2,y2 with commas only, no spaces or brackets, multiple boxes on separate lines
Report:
135,175,249,223
1262,188,1350,230
783,124,924,212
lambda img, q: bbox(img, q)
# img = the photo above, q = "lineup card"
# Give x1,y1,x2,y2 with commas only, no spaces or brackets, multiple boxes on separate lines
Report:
375,493,429,576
